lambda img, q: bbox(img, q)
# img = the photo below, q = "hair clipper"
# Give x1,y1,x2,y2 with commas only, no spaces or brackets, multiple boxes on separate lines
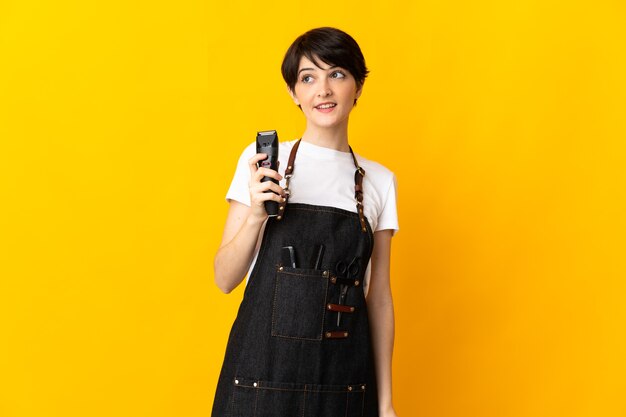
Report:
256,130,280,216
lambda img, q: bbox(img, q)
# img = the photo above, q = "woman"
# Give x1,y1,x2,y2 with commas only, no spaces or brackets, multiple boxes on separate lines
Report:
212,27,399,417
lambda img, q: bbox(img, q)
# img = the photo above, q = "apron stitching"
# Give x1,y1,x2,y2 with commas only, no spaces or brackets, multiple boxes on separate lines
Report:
320,276,329,339
229,383,235,417
361,387,366,416
274,270,326,277
234,382,364,393
285,206,365,219
271,333,322,342
271,270,278,336
253,387,258,417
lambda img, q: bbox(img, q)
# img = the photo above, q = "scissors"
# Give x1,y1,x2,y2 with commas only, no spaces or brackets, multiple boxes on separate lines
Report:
335,257,360,326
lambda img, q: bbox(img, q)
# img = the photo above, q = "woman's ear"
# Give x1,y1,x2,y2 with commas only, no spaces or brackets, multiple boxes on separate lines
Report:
287,85,299,106
355,83,364,100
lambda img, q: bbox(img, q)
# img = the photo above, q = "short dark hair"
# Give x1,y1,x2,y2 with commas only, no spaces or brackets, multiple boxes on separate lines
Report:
281,27,369,94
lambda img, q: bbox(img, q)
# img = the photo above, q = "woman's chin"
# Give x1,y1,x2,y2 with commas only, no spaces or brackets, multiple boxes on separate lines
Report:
308,115,348,130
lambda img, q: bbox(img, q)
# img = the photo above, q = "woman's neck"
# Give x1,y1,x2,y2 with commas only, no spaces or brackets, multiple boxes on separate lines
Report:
300,123,350,152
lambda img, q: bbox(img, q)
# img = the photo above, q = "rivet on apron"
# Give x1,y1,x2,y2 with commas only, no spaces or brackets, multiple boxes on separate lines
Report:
323,270,329,277
361,385,366,390
278,266,284,271
348,386,353,391
330,276,337,284
354,280,360,286
253,382,258,388
279,206,284,210
325,332,331,338
234,379,239,384
277,216,282,220
327,304,332,310
350,307,355,312
344,332,348,337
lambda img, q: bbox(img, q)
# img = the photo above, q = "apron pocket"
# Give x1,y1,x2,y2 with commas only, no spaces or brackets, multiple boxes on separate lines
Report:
271,266,329,341
232,377,366,417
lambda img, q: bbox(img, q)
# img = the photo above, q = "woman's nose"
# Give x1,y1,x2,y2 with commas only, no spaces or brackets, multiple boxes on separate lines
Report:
317,79,332,97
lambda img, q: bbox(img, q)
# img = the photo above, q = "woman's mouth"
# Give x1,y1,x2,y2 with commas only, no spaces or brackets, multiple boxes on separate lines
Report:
315,103,336,113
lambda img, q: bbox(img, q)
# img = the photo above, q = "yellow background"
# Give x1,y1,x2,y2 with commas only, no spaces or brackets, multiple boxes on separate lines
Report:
1,0,625,416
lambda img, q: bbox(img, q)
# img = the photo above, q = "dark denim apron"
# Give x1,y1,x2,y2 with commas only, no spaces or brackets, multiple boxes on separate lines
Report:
212,140,379,417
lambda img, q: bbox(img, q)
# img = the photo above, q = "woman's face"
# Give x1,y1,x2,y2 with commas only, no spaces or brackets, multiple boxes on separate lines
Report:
289,54,362,130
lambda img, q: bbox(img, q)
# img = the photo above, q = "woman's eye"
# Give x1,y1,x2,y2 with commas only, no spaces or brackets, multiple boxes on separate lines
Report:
331,71,346,79
301,75,313,83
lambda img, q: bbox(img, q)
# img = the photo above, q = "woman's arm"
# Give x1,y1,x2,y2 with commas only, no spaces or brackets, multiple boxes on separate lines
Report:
213,154,284,293
367,229,398,417
213,201,266,293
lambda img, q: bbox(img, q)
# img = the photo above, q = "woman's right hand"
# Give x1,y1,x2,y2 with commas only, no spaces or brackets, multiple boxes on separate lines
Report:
247,153,285,223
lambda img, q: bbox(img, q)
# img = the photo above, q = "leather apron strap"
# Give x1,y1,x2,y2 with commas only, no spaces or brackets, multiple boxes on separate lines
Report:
276,139,367,233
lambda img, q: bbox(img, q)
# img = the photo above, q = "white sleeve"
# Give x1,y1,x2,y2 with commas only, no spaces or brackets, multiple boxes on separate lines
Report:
225,142,257,206
375,173,399,236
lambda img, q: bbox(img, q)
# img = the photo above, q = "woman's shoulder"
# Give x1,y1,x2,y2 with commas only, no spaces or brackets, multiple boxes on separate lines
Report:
354,152,395,183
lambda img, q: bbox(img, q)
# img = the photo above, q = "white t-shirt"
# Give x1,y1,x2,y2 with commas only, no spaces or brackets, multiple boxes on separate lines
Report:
225,139,399,295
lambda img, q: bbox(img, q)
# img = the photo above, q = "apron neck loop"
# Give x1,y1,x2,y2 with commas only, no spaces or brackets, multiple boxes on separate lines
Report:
277,139,368,233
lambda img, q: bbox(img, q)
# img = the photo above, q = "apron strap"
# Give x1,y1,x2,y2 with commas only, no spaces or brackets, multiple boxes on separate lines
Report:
276,139,300,220
277,139,367,233
349,146,368,233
